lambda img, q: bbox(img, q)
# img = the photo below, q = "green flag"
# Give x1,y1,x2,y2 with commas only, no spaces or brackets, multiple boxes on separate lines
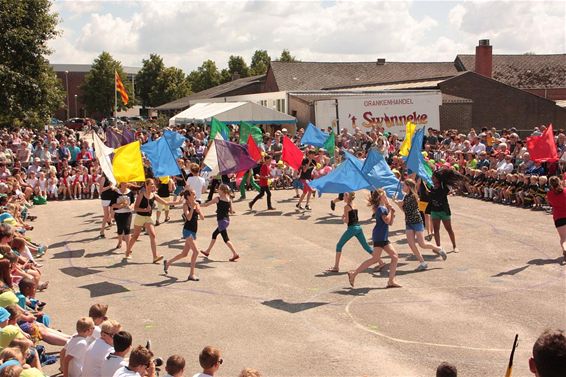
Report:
210,117,230,140
323,131,335,159
239,121,263,145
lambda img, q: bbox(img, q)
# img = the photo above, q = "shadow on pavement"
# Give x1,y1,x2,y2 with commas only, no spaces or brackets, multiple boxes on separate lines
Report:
492,265,530,277
333,287,382,296
142,276,179,287
261,299,328,313
60,266,101,277
84,248,121,258
79,281,129,297
254,211,283,216
393,267,442,276
74,212,95,218
51,249,85,259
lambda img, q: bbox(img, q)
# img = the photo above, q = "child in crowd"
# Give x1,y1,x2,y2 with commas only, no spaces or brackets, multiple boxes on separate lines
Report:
164,354,185,377
62,317,95,377
194,346,223,377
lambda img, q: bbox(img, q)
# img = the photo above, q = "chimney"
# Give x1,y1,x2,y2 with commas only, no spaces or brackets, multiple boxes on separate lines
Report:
376,58,386,65
231,72,241,81
475,39,492,78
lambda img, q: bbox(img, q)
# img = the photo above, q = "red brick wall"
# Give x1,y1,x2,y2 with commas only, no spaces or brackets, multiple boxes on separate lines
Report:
439,72,566,131
523,88,566,101
264,68,280,93
54,71,87,121
440,103,473,132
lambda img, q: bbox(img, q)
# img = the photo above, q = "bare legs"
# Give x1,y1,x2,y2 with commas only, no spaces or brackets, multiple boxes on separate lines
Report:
166,237,199,279
125,223,160,262
557,225,566,256
432,219,457,250
99,206,111,237
348,244,400,288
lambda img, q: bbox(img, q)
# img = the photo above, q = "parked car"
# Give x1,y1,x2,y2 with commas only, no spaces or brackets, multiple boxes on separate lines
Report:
50,117,63,125
64,117,94,130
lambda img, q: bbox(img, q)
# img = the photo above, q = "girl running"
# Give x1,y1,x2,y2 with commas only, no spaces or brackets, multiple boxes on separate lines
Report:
547,176,566,258
327,192,373,273
125,179,180,263
164,189,204,281
348,189,400,288
394,178,447,271
429,169,465,252
98,173,114,238
200,184,239,261
110,182,135,252
155,176,173,225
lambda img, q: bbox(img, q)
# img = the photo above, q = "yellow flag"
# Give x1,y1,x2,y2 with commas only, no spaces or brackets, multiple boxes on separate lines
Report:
112,141,145,182
399,121,417,157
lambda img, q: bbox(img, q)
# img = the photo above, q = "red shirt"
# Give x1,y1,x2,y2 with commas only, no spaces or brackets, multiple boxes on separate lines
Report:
259,163,271,187
547,189,566,221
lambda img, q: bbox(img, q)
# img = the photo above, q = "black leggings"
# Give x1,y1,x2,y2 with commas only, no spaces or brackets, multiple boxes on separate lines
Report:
212,228,229,242
251,186,272,208
115,212,132,235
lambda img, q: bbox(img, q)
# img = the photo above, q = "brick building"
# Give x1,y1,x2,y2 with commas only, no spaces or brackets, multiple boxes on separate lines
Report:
51,64,140,121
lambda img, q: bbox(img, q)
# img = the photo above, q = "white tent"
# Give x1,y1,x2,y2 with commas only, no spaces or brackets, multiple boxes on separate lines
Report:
169,101,296,126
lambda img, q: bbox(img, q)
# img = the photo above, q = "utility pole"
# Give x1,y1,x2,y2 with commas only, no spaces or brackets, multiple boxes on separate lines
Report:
65,70,70,120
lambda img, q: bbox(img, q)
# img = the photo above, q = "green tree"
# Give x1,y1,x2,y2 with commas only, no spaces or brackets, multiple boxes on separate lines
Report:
82,52,132,117
189,59,221,93
136,54,165,109
250,50,271,75
279,49,298,62
228,55,249,78
219,68,231,84
0,0,65,127
152,66,191,106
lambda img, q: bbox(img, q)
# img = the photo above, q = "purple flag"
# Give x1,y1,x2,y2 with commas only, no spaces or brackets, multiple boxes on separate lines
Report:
121,128,135,145
105,129,122,148
215,139,257,175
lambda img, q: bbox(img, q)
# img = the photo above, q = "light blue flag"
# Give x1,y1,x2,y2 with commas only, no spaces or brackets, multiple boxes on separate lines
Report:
300,123,329,147
309,159,371,194
141,137,181,177
163,130,186,159
406,127,433,186
362,149,403,198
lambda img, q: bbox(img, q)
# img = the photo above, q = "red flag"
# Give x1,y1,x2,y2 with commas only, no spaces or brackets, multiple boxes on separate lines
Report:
247,134,262,162
115,71,129,105
527,124,558,162
282,136,303,170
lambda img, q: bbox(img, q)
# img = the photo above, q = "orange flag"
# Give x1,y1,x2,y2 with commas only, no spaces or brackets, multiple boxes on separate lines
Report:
115,71,129,105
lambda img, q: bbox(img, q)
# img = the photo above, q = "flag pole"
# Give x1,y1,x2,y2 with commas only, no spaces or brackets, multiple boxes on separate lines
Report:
114,70,117,127
504,334,519,377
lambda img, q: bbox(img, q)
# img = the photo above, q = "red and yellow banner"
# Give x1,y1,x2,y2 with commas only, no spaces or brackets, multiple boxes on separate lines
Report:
115,71,129,105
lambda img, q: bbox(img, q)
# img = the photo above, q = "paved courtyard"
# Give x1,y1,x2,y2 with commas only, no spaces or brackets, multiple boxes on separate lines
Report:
36,190,565,377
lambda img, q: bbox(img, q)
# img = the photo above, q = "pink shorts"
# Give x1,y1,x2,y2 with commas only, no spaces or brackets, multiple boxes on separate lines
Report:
300,179,313,193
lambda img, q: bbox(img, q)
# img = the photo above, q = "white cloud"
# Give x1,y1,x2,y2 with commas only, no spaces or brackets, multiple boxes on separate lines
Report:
47,0,566,73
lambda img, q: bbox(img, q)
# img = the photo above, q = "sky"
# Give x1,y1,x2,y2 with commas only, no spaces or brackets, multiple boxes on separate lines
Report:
48,0,566,72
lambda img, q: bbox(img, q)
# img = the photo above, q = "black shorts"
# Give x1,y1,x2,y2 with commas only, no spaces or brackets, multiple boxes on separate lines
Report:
373,240,390,248
555,218,566,228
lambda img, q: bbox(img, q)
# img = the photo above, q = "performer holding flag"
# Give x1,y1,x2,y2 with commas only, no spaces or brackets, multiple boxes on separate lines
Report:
249,155,276,211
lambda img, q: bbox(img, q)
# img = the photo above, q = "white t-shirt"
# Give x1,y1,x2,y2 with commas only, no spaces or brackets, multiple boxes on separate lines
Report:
86,325,101,344
112,366,140,377
66,335,89,377
186,176,206,201
81,338,114,377
193,373,213,377
101,354,127,377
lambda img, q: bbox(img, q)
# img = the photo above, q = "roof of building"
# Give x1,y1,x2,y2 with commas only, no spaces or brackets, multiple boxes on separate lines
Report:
455,54,566,88
287,90,470,104
50,64,141,75
154,74,265,111
269,61,459,91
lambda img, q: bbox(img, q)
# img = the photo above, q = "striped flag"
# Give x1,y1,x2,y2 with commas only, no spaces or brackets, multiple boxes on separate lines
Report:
115,71,129,105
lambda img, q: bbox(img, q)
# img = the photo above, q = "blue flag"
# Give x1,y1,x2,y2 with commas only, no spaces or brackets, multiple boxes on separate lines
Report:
406,127,433,186
362,149,403,198
300,123,329,147
309,159,370,194
141,137,181,177
163,130,186,159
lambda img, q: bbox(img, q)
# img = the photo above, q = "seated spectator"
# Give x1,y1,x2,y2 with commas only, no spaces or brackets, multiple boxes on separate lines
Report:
62,317,95,377
194,346,223,377
101,331,132,377
81,319,121,377
529,329,566,377
88,303,108,342
239,368,262,377
112,345,155,377
436,361,457,376
164,355,185,377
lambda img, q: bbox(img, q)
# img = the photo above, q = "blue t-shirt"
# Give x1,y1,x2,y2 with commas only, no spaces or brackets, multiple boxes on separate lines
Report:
372,206,389,242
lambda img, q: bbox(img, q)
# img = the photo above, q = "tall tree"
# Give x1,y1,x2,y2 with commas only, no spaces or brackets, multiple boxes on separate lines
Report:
152,66,191,106
219,68,231,85
0,0,65,127
250,50,271,75
189,60,221,93
82,52,132,117
279,49,298,62
136,54,165,109
227,55,249,78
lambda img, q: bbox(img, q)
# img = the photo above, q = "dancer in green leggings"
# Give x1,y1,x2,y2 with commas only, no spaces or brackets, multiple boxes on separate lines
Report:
327,192,373,272
239,169,260,200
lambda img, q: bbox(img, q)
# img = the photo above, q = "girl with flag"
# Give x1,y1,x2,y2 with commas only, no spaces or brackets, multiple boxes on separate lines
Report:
200,184,240,262
164,188,204,281
547,176,566,258
394,178,447,271
429,169,466,252
98,173,115,239
347,189,400,288
327,192,372,273
125,178,181,263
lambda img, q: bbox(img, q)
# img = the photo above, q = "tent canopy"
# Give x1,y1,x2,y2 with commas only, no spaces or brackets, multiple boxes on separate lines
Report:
169,102,297,126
